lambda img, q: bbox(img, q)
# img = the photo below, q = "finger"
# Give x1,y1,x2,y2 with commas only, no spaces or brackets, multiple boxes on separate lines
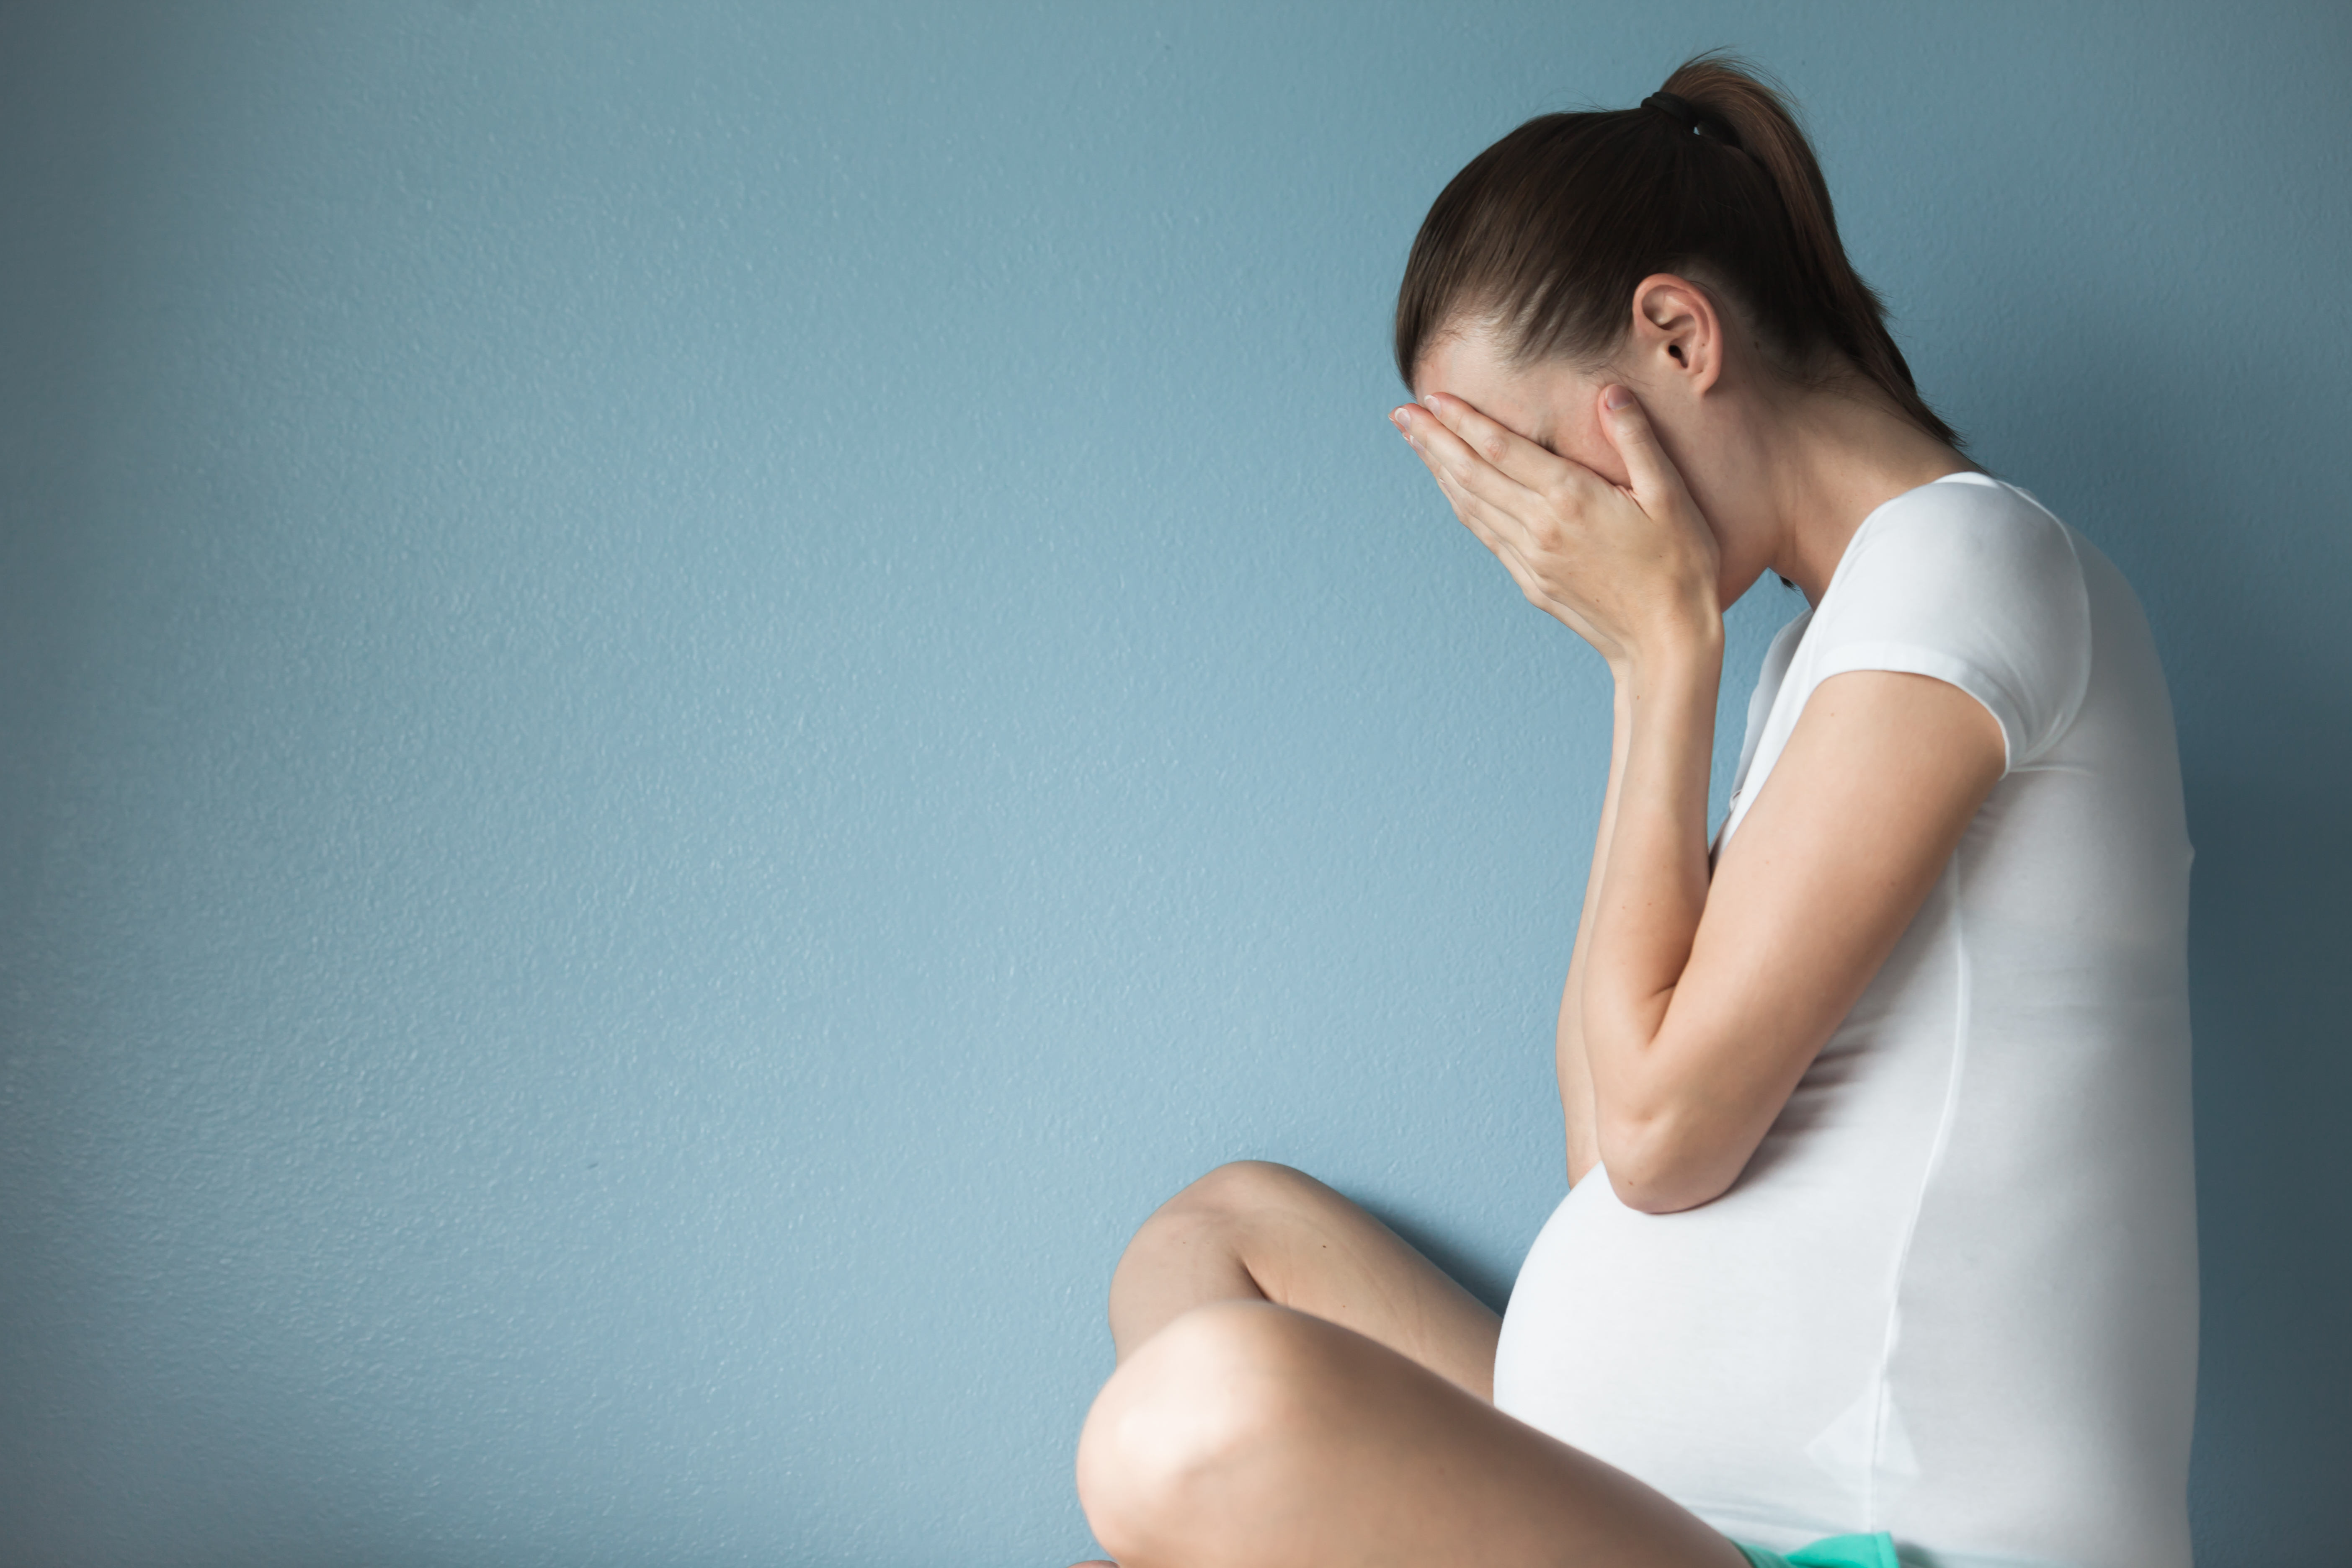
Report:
1426,444,1610,642
1419,392,1586,496
1427,457,1526,562
1402,408,1606,638
1395,402,1549,530
1406,428,1512,552
1431,464,1584,620
1595,385,1694,510
1398,406,1524,551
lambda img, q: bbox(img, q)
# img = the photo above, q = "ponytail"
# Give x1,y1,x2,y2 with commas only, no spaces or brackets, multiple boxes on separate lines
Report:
1395,52,1958,447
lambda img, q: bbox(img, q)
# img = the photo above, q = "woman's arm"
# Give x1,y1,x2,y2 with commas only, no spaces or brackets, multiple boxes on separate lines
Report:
1553,679,1629,1188
1588,656,2000,1212
1400,389,2003,1213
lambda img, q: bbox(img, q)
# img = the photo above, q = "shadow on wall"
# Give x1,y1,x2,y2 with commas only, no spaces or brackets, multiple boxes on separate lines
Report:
2061,322,2352,1557
2183,734,2352,1554
1364,1204,1518,1317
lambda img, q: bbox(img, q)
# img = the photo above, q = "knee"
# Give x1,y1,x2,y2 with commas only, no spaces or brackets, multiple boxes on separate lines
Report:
1121,1160,1313,1259
1075,1301,1321,1556
1107,1161,1327,1362
1174,1158,1316,1214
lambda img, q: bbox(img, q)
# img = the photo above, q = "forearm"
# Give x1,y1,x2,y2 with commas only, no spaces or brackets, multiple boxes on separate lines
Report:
1396,379,1745,1202
1555,680,1632,1187
1582,628,1725,1206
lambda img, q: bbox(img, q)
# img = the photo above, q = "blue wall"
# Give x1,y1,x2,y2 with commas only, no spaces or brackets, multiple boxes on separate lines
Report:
3,3,2345,1563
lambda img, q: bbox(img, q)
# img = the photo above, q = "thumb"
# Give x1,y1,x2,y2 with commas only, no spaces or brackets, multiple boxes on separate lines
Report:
1598,385,1685,506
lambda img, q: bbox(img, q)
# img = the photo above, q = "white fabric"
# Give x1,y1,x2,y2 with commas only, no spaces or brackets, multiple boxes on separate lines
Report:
1492,474,2198,1568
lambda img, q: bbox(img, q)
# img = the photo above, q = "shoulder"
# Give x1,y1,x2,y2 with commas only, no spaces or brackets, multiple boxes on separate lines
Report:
1833,473,2084,606
1803,475,2093,772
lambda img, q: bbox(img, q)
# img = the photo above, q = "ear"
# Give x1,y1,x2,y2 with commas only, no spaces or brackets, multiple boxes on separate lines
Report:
1626,274,1724,399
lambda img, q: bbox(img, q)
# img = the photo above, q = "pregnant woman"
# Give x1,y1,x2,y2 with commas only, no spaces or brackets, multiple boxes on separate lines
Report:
1069,54,2197,1568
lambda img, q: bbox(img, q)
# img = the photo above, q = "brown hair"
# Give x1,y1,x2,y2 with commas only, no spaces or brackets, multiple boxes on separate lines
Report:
1394,52,1958,447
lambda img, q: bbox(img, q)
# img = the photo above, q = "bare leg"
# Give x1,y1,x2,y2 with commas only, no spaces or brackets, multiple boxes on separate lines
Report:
1106,1160,1500,1398
1078,1300,1746,1568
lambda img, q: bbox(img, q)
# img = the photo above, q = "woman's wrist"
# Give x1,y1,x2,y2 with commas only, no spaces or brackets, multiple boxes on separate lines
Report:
1612,611,1724,694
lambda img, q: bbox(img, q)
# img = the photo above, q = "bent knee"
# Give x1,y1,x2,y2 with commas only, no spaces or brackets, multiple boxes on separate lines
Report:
1077,1301,1326,1545
1179,1158,1318,1212
1108,1162,1338,1361
1136,1159,1318,1243
1114,1161,1315,1275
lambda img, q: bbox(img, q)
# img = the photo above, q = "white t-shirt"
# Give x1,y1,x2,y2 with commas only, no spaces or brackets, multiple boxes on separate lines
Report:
1492,473,2198,1568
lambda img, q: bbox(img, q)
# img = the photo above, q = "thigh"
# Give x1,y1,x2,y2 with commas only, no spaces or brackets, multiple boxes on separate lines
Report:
1109,1161,1500,1397
1079,1300,1746,1568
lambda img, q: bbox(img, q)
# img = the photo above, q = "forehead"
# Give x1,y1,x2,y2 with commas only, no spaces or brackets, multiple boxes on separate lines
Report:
1413,329,1589,445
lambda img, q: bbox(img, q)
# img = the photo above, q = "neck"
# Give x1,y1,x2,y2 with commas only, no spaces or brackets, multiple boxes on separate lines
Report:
1701,381,1973,609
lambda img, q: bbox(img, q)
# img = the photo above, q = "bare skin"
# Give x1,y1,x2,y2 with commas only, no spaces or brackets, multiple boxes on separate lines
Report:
1104,1161,1500,1398
1075,1162,1744,1568
1070,274,2005,1565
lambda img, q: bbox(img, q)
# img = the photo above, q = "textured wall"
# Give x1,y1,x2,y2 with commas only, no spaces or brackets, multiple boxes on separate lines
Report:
3,3,2345,1564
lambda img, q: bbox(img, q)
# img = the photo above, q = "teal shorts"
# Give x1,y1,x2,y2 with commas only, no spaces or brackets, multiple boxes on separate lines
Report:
1732,1532,1898,1568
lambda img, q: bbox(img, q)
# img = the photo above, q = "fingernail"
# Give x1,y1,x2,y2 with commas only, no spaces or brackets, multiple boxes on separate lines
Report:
1422,394,1442,413
1390,407,1410,431
1604,385,1634,410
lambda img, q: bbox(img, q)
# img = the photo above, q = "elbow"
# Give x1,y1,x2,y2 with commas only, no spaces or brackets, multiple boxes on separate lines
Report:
1610,1171,1723,1217
1595,1110,1737,1215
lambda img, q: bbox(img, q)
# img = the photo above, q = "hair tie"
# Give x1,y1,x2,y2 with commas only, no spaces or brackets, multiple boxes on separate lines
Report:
1643,91,1740,149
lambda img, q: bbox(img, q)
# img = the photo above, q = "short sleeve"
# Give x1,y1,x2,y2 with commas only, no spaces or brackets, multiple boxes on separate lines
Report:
1800,477,2092,774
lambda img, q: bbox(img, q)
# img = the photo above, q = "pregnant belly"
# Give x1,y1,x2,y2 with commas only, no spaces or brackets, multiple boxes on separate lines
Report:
1492,1147,1921,1535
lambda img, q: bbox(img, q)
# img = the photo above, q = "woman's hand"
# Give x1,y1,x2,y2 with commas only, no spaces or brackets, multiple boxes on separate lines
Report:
1393,387,1723,670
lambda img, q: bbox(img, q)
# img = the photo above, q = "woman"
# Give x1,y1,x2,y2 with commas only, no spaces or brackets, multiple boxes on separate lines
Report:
1070,55,2196,1568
